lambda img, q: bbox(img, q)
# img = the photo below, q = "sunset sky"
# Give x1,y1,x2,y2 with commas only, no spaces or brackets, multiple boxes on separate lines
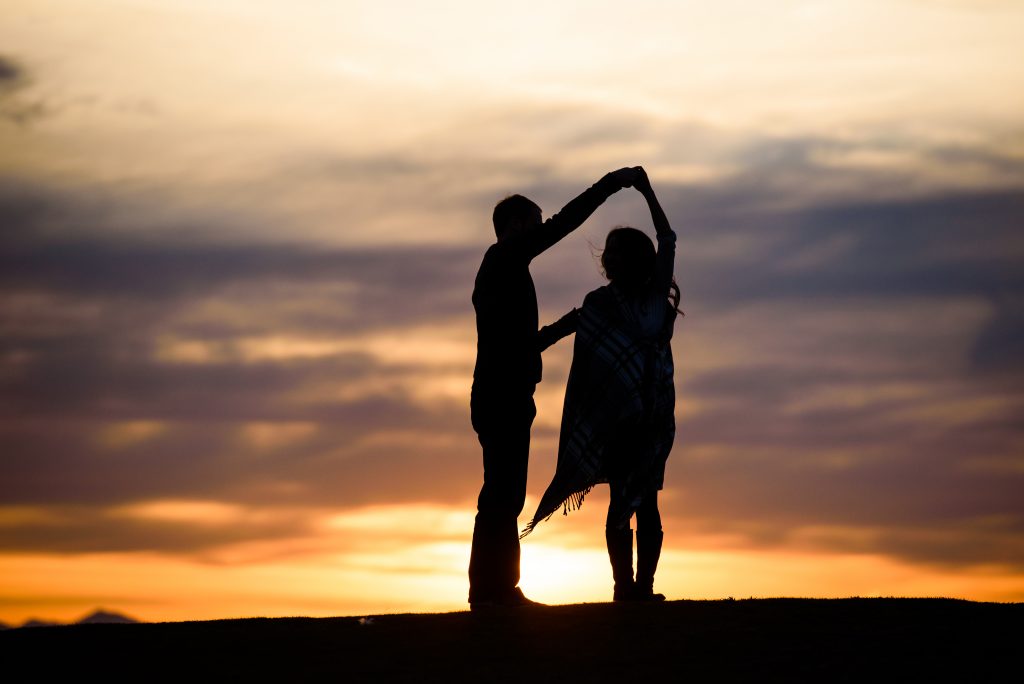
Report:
2,0,1023,624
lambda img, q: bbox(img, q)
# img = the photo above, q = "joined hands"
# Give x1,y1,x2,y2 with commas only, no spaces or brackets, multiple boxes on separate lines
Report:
611,166,652,195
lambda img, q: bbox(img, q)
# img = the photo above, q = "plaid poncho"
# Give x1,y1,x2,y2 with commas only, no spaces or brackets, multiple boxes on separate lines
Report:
522,284,677,537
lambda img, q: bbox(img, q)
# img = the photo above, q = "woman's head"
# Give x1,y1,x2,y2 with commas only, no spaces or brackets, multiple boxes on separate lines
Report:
601,227,655,289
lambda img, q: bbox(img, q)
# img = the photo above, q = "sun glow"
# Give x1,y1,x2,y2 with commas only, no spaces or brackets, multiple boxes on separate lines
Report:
520,544,611,603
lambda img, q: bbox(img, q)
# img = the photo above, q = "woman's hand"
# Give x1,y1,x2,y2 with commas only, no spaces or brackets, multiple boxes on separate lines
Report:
632,166,653,195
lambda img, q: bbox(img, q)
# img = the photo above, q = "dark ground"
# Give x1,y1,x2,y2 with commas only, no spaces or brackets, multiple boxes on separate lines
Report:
1,599,1019,681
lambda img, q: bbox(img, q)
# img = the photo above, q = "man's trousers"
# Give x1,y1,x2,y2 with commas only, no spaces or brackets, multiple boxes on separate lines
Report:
468,389,536,602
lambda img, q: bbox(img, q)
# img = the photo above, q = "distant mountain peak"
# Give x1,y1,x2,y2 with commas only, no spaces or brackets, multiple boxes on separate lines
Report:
20,618,60,629
76,609,139,625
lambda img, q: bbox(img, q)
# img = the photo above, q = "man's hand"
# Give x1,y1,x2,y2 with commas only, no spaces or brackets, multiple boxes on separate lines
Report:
610,166,641,188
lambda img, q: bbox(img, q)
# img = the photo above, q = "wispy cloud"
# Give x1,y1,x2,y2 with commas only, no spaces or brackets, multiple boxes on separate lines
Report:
0,55,48,126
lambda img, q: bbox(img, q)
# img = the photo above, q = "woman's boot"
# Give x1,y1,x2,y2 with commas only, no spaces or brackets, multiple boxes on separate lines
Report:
635,528,666,601
605,526,635,601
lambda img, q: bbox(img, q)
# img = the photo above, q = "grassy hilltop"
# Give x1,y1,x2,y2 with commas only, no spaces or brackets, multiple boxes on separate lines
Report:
1,599,1019,681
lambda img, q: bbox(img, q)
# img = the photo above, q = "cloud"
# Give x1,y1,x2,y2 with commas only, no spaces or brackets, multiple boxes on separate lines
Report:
0,502,315,555
685,192,1024,307
0,181,481,338
0,56,21,85
970,295,1024,374
0,55,47,126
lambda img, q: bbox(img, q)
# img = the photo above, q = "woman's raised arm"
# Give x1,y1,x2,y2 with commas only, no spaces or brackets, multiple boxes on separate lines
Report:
635,168,675,290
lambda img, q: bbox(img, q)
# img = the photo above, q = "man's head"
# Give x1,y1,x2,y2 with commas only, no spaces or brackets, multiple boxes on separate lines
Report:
492,194,542,240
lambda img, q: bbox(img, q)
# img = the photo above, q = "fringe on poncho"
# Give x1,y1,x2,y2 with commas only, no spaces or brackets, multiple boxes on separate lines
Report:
521,285,676,538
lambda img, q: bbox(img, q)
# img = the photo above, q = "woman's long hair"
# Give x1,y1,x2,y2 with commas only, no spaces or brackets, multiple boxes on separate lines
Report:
600,226,684,316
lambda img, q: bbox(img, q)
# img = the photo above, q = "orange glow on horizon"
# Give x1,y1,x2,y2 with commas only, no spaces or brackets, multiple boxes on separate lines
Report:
1,503,1020,626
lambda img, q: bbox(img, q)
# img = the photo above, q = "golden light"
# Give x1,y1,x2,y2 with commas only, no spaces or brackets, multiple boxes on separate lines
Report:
1,501,1022,625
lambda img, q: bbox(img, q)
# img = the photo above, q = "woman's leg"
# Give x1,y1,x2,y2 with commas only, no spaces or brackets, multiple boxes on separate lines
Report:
634,492,666,600
605,480,636,600
635,492,662,533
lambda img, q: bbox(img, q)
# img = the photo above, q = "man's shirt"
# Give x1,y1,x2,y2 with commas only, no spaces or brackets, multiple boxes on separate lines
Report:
472,174,622,394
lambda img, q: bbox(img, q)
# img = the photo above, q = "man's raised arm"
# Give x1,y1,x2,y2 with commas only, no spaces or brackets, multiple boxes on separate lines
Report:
521,167,639,259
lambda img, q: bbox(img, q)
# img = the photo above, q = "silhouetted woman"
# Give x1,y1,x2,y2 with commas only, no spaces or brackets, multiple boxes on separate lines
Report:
524,167,679,602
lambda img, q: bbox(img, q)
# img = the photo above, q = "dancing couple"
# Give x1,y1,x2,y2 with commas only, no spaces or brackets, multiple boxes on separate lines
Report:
469,166,680,609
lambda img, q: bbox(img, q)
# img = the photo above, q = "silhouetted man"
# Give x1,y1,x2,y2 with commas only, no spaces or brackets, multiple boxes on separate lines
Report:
469,167,639,608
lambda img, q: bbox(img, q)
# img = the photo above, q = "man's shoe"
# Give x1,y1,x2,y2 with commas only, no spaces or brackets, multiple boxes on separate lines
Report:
504,587,543,607
470,587,544,611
